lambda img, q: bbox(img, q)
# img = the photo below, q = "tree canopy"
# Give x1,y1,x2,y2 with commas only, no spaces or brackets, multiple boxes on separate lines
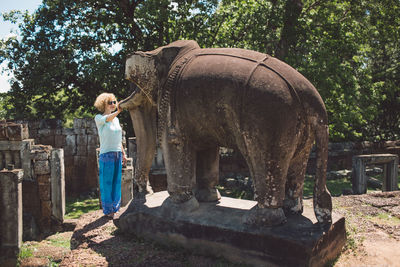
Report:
1,0,399,141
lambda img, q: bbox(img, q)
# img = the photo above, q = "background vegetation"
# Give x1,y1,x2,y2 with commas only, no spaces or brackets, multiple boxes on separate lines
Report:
1,0,399,141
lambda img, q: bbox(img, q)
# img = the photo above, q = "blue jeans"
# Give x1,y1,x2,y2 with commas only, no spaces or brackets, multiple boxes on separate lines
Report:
99,151,122,215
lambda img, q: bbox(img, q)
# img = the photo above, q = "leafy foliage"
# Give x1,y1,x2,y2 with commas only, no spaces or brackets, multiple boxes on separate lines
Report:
0,0,399,141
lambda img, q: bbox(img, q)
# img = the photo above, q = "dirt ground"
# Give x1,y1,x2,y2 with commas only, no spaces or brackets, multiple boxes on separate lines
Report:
19,191,400,267
331,191,400,267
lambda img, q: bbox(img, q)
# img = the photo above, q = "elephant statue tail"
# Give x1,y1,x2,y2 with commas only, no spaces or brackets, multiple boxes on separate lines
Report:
312,117,332,225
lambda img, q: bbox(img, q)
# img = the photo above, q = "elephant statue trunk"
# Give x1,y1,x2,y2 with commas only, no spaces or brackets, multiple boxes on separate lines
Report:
120,40,332,226
119,87,156,197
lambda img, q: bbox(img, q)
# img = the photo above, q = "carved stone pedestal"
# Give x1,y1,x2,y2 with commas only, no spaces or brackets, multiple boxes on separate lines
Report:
115,191,346,267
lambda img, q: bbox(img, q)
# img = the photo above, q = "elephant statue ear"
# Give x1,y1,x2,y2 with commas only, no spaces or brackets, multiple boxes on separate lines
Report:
153,40,200,76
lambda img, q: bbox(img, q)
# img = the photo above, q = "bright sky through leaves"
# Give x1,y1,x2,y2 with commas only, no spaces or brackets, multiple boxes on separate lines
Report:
0,0,42,92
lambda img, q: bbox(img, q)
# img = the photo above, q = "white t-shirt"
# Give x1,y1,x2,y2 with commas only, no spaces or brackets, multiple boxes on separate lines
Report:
94,114,122,154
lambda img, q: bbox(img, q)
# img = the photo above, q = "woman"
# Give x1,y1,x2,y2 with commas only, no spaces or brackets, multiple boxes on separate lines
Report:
94,93,127,218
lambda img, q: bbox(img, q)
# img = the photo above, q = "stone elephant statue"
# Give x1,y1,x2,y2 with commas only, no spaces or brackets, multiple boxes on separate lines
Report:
119,40,332,226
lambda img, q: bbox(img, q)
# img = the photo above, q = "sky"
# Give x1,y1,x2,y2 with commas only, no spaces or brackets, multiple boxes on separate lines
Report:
0,0,43,93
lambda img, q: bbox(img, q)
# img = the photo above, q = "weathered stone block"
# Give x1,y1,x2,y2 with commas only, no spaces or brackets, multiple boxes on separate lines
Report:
0,169,23,255
54,128,62,135
74,128,86,135
76,134,87,146
86,119,97,129
0,152,3,170
12,151,21,169
38,184,51,200
37,174,51,184
6,123,29,141
86,126,98,135
51,149,65,221
73,118,86,129
37,128,52,136
87,145,98,157
64,134,76,156
0,123,8,140
4,150,12,168
39,119,62,129
34,160,50,175
127,137,137,162
121,165,133,207
54,135,66,148
31,149,50,161
64,167,74,196
41,200,52,217
23,212,39,241
27,120,40,131
62,128,74,135
22,180,41,220
73,156,87,179
32,145,52,152
76,145,87,156
85,156,99,190
39,134,55,147
29,129,38,139
87,135,99,146
21,140,34,181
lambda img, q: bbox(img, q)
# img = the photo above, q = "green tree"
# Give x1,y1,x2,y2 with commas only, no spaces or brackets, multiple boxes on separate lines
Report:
0,0,218,132
1,0,399,141
210,0,400,141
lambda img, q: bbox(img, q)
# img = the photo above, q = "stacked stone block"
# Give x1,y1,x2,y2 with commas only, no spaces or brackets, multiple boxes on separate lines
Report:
0,169,23,263
31,145,53,230
70,118,99,195
0,121,65,242
14,118,103,196
0,122,32,180
121,158,134,207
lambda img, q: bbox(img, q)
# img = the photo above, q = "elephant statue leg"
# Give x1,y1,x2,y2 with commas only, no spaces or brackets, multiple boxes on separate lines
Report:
284,126,314,214
194,146,221,202
160,127,199,215
240,136,293,226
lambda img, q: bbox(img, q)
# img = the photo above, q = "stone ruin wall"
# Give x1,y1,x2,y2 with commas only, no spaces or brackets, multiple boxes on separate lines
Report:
3,117,130,200
0,120,133,261
4,118,399,194
12,118,128,197
307,141,400,174
0,122,65,246
218,141,400,178
13,118,100,196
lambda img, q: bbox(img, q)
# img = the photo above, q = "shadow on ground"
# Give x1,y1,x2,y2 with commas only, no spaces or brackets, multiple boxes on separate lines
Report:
62,209,241,267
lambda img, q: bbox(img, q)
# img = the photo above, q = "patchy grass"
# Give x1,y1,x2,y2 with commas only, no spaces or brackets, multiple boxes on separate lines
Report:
47,233,71,249
16,196,99,266
65,197,100,219
367,212,400,226
302,176,354,198
18,243,35,260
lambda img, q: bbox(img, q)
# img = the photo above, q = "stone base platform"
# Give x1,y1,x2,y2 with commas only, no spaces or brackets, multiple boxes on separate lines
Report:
115,191,346,266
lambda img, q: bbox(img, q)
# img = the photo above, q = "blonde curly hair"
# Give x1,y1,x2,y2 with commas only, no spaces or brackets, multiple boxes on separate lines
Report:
94,93,116,113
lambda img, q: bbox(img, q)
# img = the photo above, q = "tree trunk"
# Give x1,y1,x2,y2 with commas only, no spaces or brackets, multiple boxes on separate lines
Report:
275,0,303,60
